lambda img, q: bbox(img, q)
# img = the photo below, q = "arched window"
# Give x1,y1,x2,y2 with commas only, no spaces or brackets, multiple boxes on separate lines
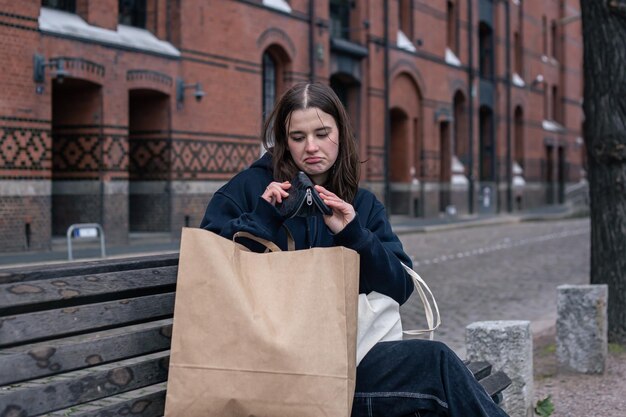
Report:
262,52,277,122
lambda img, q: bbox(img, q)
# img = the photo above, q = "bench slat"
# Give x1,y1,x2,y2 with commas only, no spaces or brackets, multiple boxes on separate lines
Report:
478,370,512,398
0,351,169,417
0,253,179,284
0,293,174,347
465,361,492,380
0,319,172,385
42,382,166,417
0,266,177,312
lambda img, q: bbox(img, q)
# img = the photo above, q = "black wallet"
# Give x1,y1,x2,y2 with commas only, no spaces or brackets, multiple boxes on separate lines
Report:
276,171,333,218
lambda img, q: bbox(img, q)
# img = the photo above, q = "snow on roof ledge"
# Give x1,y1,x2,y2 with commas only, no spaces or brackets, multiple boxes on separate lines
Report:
512,73,525,87
263,0,292,13
542,120,566,133
39,7,180,57
397,30,416,52
445,48,461,67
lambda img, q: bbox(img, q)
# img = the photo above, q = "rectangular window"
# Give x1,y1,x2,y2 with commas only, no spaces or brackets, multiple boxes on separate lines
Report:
542,16,548,56
42,0,76,12
119,0,147,28
399,0,413,39
330,0,351,40
479,23,494,80
551,20,558,60
552,85,561,123
447,1,459,53
514,31,523,75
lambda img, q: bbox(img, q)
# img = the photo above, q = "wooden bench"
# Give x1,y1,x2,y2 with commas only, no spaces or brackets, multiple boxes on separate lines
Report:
0,254,510,416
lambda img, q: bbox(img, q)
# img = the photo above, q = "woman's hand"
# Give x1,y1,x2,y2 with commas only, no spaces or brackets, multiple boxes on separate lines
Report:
262,181,291,205
315,185,356,234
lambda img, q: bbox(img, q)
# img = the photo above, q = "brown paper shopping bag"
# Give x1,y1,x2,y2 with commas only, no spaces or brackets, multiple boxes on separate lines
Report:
164,227,360,417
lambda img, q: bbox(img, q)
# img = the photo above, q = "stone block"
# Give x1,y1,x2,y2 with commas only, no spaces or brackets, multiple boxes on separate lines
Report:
466,320,533,417
557,284,608,374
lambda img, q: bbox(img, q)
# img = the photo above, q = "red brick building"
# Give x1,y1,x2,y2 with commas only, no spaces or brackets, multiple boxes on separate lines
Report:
0,0,584,253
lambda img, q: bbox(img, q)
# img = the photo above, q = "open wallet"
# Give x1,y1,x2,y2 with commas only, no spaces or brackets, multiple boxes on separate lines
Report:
276,171,333,219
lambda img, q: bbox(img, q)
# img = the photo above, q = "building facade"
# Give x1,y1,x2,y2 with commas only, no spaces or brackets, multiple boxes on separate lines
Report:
0,0,584,252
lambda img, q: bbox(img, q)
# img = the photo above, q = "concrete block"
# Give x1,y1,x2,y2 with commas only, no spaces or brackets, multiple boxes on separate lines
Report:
466,320,533,417
557,284,608,374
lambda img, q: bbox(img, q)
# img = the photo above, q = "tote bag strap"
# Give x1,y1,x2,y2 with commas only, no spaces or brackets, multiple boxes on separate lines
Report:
233,232,282,253
232,227,296,253
401,262,441,339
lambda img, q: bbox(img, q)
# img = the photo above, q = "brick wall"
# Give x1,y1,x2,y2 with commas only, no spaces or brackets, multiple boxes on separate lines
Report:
0,195,51,252
0,0,584,252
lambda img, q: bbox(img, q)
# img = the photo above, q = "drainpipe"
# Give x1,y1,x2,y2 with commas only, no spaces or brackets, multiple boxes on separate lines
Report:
383,0,391,213
467,0,474,214
309,0,316,82
505,0,512,212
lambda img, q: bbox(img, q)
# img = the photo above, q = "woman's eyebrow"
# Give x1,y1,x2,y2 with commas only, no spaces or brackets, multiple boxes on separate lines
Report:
288,126,331,135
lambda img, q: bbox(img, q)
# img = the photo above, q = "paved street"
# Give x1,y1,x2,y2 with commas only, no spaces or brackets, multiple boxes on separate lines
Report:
398,218,590,358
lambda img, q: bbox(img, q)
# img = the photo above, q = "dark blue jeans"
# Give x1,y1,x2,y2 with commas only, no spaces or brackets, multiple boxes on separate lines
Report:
352,340,510,417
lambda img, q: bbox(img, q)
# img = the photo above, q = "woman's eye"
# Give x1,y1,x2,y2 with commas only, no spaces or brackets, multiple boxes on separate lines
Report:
291,136,305,142
316,133,328,139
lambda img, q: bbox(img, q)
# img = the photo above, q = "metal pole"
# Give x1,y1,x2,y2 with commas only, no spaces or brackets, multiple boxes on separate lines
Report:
505,0,513,212
309,0,316,83
467,0,475,213
383,0,391,213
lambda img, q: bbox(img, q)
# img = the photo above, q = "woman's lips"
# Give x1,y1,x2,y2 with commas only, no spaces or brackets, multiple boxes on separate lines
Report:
304,157,322,164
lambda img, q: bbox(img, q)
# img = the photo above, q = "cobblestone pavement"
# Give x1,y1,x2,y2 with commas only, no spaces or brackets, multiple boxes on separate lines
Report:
397,218,590,358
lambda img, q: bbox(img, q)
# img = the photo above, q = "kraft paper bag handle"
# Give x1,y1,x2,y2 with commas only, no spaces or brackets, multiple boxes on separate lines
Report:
401,263,441,338
233,231,282,253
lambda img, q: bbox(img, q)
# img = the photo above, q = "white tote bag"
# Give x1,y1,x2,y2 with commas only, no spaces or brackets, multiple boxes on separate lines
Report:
356,263,441,365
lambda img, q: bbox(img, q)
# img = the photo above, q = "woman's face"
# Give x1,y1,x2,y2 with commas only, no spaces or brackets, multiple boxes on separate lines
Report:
286,107,340,184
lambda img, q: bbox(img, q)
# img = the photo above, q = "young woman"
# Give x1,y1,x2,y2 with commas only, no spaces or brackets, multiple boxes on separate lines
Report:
200,82,509,417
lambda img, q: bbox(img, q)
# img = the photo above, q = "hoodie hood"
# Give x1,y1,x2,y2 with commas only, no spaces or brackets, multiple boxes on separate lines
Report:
250,151,273,173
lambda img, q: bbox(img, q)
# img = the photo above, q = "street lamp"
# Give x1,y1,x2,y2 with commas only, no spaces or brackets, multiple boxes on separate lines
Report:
176,78,206,107
33,54,70,84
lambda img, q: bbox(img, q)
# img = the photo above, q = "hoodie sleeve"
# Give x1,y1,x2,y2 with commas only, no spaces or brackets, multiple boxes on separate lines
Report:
199,176,286,253
333,203,414,305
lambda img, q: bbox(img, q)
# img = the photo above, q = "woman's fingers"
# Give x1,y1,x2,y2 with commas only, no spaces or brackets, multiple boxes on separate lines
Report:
262,181,291,205
313,185,356,233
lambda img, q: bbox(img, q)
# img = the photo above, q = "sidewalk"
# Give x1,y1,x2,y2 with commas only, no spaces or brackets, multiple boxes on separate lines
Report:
0,203,587,268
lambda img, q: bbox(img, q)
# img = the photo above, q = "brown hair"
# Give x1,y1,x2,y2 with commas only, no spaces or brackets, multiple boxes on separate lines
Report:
262,82,360,203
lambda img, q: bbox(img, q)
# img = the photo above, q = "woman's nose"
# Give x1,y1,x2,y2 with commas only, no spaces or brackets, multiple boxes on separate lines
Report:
305,137,319,152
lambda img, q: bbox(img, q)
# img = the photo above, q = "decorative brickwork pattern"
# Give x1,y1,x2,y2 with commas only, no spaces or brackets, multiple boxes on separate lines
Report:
171,139,259,179
0,127,51,176
51,57,105,79
52,134,128,178
127,70,172,87
129,136,170,180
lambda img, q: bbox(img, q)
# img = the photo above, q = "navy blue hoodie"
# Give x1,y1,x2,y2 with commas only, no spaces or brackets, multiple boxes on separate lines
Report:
200,153,414,305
